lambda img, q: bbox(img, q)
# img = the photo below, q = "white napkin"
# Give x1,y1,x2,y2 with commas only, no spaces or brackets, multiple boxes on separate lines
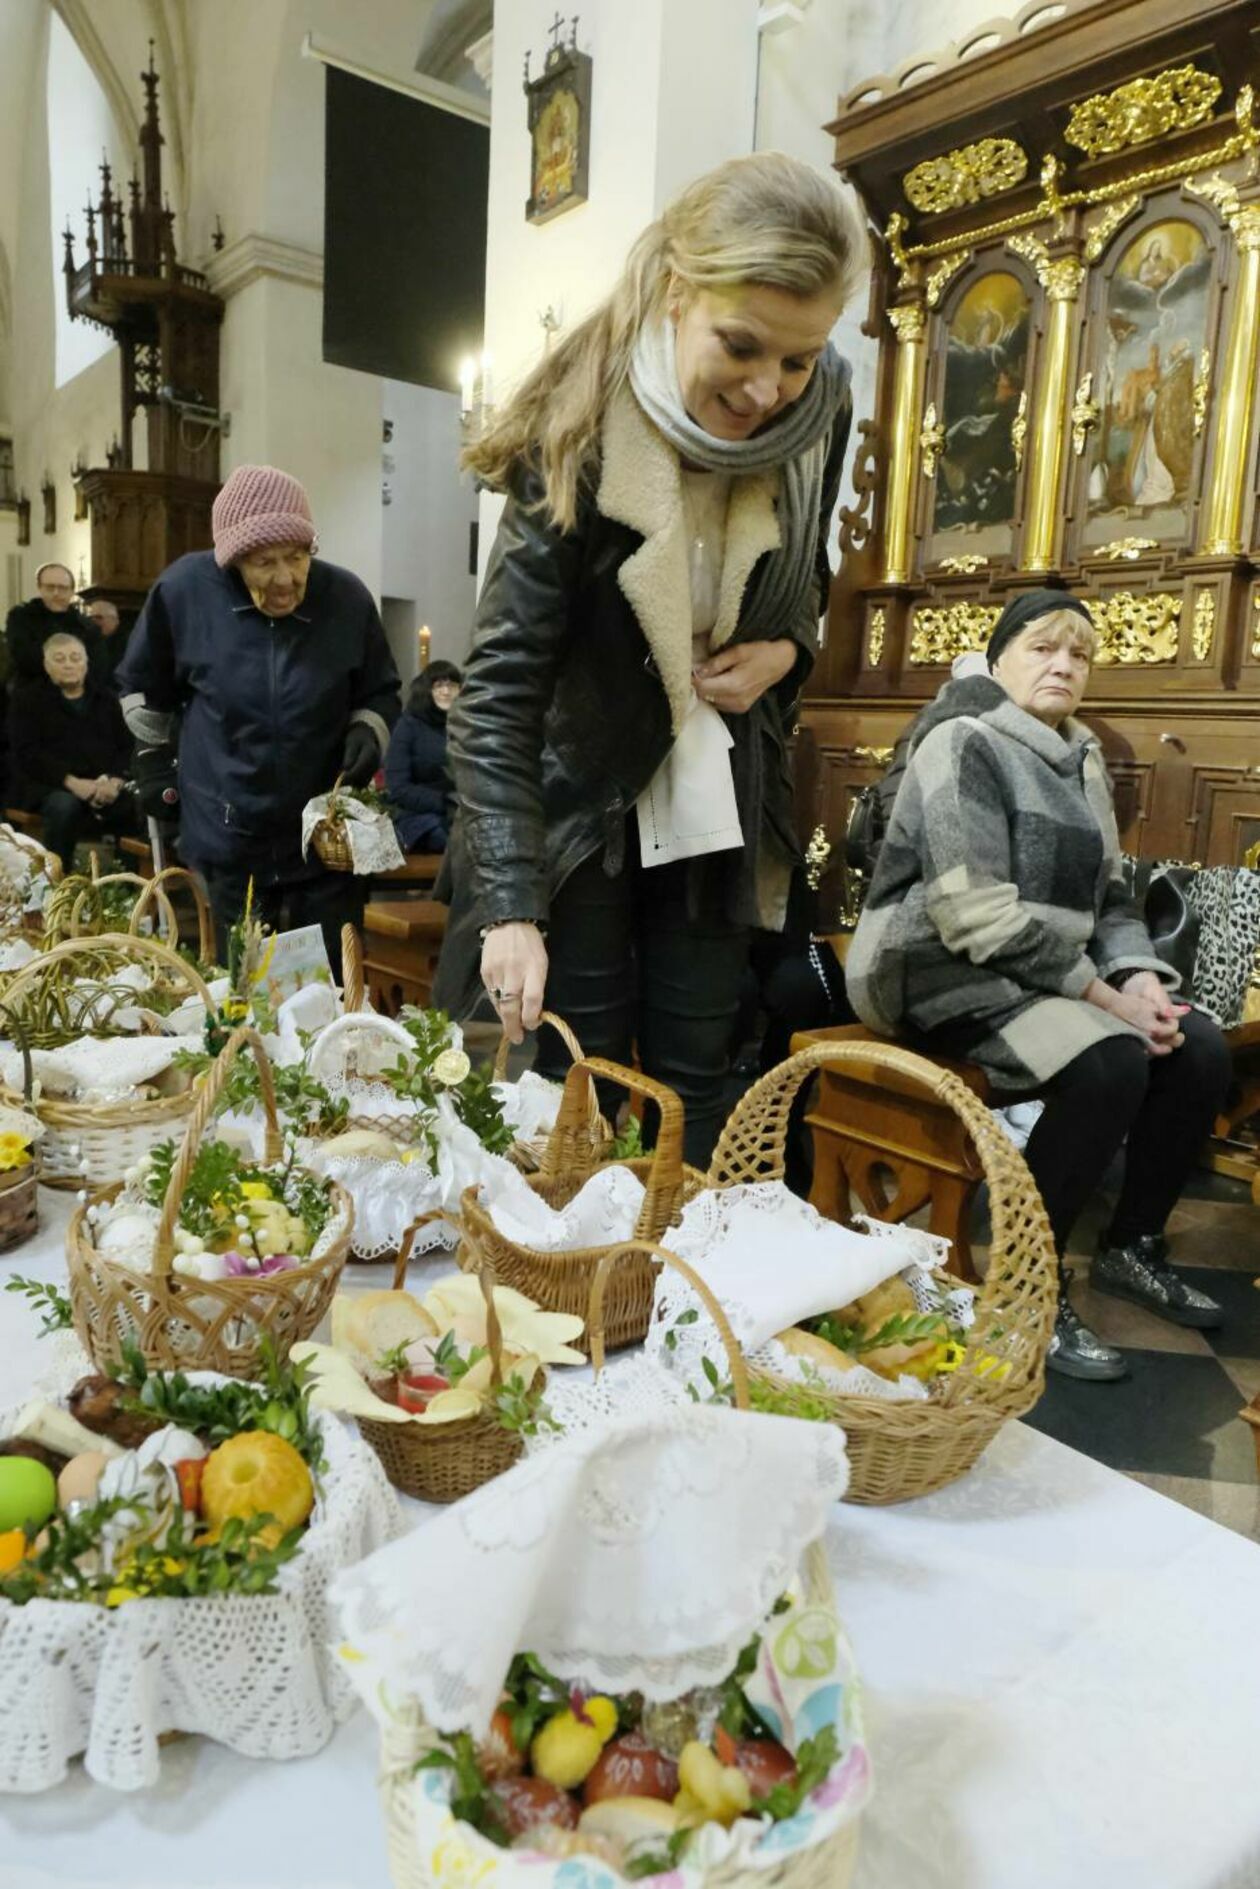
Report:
480,1161,646,1250
636,688,743,867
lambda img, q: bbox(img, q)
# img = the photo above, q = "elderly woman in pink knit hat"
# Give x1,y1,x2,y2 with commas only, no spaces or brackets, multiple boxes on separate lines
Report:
118,464,400,970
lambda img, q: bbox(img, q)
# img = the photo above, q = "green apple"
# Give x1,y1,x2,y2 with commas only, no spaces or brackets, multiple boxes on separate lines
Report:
0,1455,57,1533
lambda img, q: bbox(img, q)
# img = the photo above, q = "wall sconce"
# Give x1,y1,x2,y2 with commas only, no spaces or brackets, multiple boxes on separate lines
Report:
417,623,431,670
15,492,30,546
40,475,56,534
459,352,494,436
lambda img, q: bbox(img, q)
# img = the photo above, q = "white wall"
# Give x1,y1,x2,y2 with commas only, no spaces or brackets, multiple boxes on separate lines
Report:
381,379,479,672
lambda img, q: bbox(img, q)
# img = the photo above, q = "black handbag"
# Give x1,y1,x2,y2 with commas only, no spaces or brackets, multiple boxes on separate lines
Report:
1119,857,1201,988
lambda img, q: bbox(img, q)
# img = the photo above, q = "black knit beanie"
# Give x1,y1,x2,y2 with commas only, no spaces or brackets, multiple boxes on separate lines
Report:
986,588,1094,670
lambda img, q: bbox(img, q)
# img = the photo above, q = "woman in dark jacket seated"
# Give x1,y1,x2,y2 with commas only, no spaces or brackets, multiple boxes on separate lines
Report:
385,662,462,853
846,589,1230,1382
9,631,135,872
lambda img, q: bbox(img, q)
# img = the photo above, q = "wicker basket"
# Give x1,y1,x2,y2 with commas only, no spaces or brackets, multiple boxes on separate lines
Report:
492,1009,609,1173
459,1055,703,1355
700,1038,1059,1505
0,821,62,889
65,1024,353,1375
128,866,216,963
0,1024,40,1253
0,932,215,1188
311,774,355,873
356,1236,530,1502
306,1008,430,1148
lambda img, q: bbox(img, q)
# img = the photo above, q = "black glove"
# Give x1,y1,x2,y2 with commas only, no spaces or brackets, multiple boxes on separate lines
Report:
340,723,380,787
132,743,179,821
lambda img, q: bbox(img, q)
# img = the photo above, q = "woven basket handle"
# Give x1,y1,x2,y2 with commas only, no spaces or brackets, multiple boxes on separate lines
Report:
131,867,215,963
391,1209,466,1288
587,1242,750,1411
154,1024,282,1275
0,929,215,1016
306,1010,415,1084
539,1056,685,1242
706,1038,1058,1371
492,1009,585,1083
69,872,178,946
341,923,365,1013
390,1218,507,1390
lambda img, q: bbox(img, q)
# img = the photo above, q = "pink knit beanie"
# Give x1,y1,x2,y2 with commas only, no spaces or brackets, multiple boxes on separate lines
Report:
212,465,317,568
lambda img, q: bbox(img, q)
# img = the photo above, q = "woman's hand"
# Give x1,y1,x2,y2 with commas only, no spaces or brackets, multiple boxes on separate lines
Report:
480,921,548,1043
1084,975,1183,1055
63,775,97,803
694,639,797,714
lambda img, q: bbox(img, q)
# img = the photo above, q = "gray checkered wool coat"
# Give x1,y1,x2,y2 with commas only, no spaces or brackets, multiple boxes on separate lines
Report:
845,675,1173,1090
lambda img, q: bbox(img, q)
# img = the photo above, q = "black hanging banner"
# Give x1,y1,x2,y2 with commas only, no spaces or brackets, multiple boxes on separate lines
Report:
322,66,488,392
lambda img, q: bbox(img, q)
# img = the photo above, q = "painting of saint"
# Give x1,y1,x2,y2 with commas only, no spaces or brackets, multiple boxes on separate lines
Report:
1086,219,1210,528
931,272,1030,540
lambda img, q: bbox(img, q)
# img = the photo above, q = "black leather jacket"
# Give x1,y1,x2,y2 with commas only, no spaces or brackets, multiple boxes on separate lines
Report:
434,402,851,1017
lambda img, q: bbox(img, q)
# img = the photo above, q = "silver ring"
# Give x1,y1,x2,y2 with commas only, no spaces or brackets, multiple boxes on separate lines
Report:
489,986,523,1003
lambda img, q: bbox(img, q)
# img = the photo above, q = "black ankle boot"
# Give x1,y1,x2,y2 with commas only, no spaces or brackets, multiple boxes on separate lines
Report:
1046,1302,1128,1381
1092,1235,1223,1329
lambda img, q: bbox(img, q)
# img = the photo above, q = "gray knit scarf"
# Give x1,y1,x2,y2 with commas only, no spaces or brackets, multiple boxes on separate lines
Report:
628,316,851,633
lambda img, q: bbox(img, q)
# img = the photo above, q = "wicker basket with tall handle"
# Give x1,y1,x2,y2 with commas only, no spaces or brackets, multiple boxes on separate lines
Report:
0,932,215,1187
492,1009,609,1172
458,1055,704,1353
311,774,355,872
700,1037,1059,1504
129,866,216,963
66,1024,353,1375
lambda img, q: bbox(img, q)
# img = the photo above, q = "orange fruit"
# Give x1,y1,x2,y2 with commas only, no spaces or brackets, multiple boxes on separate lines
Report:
200,1431,313,1533
0,1527,27,1575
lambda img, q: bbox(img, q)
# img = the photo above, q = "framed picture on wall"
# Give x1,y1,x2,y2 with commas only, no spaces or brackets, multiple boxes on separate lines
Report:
524,31,592,225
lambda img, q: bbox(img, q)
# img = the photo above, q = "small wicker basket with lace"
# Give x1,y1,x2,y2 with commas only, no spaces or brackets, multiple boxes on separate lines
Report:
310,774,357,873
66,1025,353,1376
698,1037,1059,1505
459,1055,704,1354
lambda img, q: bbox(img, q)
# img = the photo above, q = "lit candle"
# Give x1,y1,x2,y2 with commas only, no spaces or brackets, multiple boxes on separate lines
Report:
418,624,431,669
459,357,476,417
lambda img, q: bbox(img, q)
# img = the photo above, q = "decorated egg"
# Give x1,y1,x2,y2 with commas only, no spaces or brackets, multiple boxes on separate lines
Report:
0,1455,57,1533
56,1450,110,1509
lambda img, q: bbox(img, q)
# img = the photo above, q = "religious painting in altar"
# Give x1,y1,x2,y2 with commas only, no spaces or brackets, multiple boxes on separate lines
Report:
926,269,1031,562
1078,217,1214,550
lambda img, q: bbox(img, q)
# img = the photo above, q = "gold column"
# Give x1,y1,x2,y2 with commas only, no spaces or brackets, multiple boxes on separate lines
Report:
1013,249,1085,574
882,300,927,586
1195,195,1260,556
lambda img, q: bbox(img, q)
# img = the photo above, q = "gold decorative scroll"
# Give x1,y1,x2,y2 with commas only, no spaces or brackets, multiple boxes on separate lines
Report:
867,606,886,668
1192,589,1217,662
852,746,895,767
925,250,968,309
1187,172,1260,555
1099,537,1159,561
885,211,910,277
1070,372,1100,457
1065,64,1223,160
938,554,988,574
1253,595,1260,661
902,137,1027,215
804,826,832,891
1193,348,1211,438
908,602,1000,666
1083,195,1140,263
920,402,945,479
1086,591,1181,665
1010,389,1028,472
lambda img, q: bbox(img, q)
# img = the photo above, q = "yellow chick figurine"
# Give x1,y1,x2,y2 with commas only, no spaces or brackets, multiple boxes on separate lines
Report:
675,1741,753,1828
531,1696,618,1789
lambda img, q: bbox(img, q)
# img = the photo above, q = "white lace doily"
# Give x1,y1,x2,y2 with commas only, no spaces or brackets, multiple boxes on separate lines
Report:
302,794,405,874
493,1069,564,1145
332,1402,849,1737
479,1160,647,1250
0,1035,199,1103
0,1393,402,1793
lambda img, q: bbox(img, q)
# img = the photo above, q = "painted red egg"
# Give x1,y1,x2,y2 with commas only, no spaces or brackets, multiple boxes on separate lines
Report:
733,1737,798,1797
491,1774,580,1839
479,1707,525,1781
582,1733,680,1806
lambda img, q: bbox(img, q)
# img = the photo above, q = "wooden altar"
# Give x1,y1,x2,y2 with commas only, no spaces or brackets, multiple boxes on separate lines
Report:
804,0,1260,878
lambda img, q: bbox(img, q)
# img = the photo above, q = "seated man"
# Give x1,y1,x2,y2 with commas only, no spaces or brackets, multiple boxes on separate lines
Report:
846,588,1229,1383
4,562,103,680
8,632,135,872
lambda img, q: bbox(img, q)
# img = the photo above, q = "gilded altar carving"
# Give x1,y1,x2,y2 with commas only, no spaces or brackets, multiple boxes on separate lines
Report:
805,826,831,891
1086,591,1181,665
1010,389,1028,472
1083,196,1140,264
1070,372,1100,458
1193,349,1211,437
938,554,988,574
866,606,886,668
1098,538,1159,561
924,250,968,309
1191,589,1217,662
1065,65,1222,160
919,402,945,479
908,601,1000,666
1006,233,1085,303
902,137,1027,215
887,302,926,343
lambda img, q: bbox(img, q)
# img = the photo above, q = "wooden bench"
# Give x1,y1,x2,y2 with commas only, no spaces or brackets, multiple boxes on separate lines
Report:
369,853,443,895
791,1021,991,1282
362,898,448,1014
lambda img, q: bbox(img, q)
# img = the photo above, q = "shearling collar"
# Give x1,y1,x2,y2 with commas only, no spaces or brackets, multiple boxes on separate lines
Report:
596,384,781,734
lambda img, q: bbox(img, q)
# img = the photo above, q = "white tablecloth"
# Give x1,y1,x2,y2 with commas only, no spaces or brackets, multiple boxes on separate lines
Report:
2,1195,1259,1889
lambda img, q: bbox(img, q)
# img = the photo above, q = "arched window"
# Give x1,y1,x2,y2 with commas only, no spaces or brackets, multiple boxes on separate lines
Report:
47,12,125,387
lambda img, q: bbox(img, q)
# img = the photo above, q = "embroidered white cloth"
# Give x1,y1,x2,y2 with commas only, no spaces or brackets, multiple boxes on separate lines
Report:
301,793,405,874
637,685,743,866
0,1035,198,1102
302,1111,518,1260
494,1068,565,1146
478,1159,648,1249
332,1400,849,1736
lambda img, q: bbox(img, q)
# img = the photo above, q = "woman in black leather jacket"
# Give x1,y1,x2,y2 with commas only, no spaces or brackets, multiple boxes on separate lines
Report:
433,153,864,1163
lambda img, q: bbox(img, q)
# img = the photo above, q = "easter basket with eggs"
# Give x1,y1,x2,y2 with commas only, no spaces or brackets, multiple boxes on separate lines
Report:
0,933,214,1188
647,1038,1058,1506
304,777,404,875
66,1024,353,1377
0,1343,400,1792
331,1322,869,1889
294,1240,582,1504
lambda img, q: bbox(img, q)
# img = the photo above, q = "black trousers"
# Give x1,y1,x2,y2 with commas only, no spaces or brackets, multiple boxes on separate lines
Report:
536,838,750,1169
40,788,136,875
1021,1007,1232,1263
202,867,365,986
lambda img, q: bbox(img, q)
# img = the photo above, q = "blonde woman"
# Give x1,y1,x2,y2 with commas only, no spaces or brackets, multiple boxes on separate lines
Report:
846,589,1229,1380
434,153,865,1163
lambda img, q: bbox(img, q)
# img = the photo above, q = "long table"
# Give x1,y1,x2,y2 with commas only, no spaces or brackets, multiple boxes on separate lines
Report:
3,1195,1259,1889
